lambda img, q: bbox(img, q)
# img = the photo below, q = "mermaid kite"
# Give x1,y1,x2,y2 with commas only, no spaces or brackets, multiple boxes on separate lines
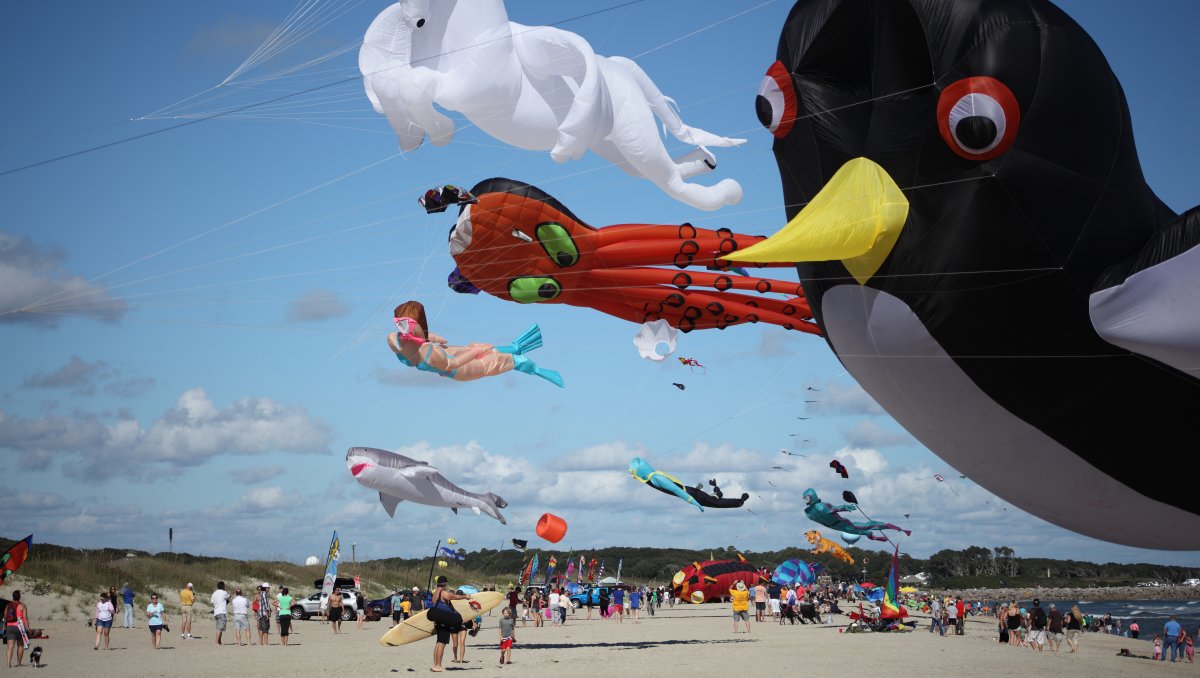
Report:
387,301,563,387
802,488,909,542
628,457,748,511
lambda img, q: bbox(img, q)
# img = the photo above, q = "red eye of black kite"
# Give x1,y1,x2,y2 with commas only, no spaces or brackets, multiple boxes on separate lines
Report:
937,76,1020,161
756,61,796,139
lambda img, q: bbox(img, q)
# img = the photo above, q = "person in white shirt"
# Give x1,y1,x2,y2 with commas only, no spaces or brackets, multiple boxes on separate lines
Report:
211,581,231,645
548,590,560,626
94,592,115,650
231,589,251,646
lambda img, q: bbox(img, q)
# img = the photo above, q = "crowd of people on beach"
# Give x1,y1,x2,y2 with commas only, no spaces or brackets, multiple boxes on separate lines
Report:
5,575,1199,669
78,581,304,652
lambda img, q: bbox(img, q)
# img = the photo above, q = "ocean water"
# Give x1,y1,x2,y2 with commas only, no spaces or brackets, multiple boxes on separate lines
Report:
988,599,1200,640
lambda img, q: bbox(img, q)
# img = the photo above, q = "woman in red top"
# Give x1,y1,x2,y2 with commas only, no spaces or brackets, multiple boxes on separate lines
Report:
4,591,29,668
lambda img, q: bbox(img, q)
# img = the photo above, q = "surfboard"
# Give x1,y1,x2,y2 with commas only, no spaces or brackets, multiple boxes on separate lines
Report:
379,591,504,647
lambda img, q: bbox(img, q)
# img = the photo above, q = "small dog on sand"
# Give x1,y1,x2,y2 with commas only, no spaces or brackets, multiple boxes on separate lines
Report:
30,646,43,667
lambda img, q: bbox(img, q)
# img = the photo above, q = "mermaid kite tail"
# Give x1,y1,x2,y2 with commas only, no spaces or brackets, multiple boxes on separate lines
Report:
512,354,564,388
495,324,543,355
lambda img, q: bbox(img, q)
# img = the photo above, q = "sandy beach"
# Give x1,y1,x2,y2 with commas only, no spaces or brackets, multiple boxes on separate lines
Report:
15,601,1193,676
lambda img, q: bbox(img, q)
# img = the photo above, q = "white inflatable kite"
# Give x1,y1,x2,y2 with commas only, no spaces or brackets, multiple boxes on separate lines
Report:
632,319,678,361
359,0,745,211
347,447,508,524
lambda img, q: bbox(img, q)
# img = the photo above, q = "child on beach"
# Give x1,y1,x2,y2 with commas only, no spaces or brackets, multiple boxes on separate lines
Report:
499,607,516,665
1185,633,1194,663
1153,633,1163,660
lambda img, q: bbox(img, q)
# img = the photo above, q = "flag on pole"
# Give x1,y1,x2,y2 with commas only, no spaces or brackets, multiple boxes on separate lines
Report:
321,531,340,600
439,546,465,560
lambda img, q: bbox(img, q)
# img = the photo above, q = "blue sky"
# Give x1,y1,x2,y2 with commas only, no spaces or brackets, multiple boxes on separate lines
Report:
1,0,1198,570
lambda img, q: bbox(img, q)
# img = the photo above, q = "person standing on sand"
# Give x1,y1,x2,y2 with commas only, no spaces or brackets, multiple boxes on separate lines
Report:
753,581,767,623
548,589,560,626
391,590,404,626
955,597,966,635
629,587,641,624
211,581,230,645
329,589,344,633
145,593,165,651
1065,604,1083,653
507,587,520,621
1163,615,1183,662
231,588,250,646
429,575,473,673
1027,598,1047,652
356,590,366,631
179,582,195,640
256,583,272,646
929,597,944,636
4,592,30,667
598,587,610,621
94,592,115,650
499,606,516,665
730,581,751,634
121,583,135,628
1006,601,1023,646
276,587,293,646
1047,603,1064,652
611,586,625,623
108,586,120,627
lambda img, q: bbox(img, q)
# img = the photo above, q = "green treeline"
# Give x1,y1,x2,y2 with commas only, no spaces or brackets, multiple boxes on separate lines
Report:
4,537,1195,593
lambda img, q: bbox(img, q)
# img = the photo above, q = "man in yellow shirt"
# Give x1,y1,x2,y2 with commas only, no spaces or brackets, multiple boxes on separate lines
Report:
179,583,195,639
729,580,751,634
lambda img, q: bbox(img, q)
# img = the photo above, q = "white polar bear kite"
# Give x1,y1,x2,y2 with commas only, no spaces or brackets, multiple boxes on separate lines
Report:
359,0,745,211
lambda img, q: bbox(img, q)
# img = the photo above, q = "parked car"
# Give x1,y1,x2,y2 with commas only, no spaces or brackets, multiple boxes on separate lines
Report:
365,591,432,621
1183,578,1200,587
291,588,359,621
568,586,612,608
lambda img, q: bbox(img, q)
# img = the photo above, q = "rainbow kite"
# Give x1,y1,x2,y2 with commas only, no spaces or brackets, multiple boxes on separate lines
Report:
0,535,32,585
880,546,907,619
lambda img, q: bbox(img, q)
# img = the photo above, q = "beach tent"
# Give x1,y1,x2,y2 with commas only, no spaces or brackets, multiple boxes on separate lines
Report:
597,576,621,585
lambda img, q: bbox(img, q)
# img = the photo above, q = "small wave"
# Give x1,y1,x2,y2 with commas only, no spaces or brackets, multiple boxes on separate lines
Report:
1077,600,1093,604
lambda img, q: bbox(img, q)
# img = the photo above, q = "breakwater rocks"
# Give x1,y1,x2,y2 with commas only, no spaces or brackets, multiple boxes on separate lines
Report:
940,586,1200,601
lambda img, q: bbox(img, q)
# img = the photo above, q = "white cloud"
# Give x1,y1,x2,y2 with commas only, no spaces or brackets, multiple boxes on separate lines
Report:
285,289,350,323
836,447,889,476
0,388,331,480
233,486,289,511
804,381,884,416
0,232,126,326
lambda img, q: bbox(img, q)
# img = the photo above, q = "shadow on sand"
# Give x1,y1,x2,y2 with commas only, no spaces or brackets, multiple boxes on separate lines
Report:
510,638,754,651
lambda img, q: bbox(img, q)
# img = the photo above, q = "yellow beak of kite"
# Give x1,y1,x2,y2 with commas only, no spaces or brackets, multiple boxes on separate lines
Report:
726,157,908,284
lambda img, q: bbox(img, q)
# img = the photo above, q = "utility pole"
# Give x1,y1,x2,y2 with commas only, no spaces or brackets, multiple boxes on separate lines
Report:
352,543,357,565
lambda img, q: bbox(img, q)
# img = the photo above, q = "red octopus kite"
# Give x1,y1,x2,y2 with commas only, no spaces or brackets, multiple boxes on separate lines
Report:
446,178,820,334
